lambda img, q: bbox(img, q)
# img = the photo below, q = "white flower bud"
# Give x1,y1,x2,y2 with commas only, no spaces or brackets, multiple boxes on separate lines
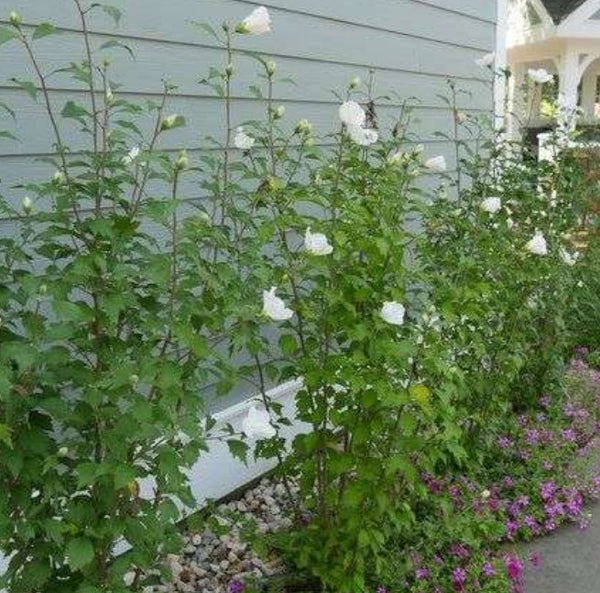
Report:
57,447,69,457
349,76,361,89
225,63,234,77
273,105,285,120
295,119,313,135
22,196,32,214
9,11,22,27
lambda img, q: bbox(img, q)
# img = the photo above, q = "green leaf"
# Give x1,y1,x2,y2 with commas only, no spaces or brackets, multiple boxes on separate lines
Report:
90,3,122,25
0,130,18,141
99,39,135,60
65,537,95,571
227,439,249,464
0,26,18,46
10,78,38,101
0,424,12,448
61,100,90,122
32,23,57,40
278,334,298,356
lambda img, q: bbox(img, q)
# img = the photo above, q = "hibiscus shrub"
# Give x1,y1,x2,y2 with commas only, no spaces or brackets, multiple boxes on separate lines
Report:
0,7,235,593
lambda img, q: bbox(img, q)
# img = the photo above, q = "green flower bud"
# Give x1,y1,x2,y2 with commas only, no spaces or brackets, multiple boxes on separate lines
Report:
160,114,180,131
57,446,69,457
129,374,139,386
225,62,234,78
175,149,189,171
266,60,277,77
39,284,47,296
349,76,361,90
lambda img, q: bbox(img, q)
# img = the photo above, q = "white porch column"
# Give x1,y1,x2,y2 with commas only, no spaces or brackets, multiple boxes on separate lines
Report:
557,49,581,130
581,71,597,123
507,63,527,138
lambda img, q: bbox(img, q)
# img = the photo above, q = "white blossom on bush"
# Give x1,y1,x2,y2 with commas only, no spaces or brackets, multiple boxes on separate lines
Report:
559,247,579,266
425,155,447,173
380,301,405,326
22,196,32,214
304,227,333,255
387,151,406,165
526,231,548,256
528,68,553,84
52,170,65,184
295,119,313,135
339,101,366,127
161,113,180,130
480,197,502,214
455,111,468,125
234,127,255,150
242,405,276,439
236,6,272,35
123,146,140,165
475,52,495,68
263,287,293,321
348,124,378,146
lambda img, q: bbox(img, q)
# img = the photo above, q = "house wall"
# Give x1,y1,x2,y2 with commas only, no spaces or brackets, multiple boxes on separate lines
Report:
0,0,499,520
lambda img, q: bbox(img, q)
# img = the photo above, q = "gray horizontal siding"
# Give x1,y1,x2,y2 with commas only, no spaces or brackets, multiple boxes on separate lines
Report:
0,0,497,411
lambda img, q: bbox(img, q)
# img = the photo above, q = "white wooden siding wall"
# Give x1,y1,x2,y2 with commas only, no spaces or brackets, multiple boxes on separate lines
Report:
0,0,498,412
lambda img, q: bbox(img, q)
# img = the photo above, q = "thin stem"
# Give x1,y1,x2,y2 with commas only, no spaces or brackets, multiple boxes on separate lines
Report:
74,0,98,154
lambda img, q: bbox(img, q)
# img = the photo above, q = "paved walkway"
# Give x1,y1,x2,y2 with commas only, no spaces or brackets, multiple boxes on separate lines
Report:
522,501,600,593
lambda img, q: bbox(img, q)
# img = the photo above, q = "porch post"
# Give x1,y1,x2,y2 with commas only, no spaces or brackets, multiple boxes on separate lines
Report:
581,71,597,123
507,62,526,138
558,48,581,130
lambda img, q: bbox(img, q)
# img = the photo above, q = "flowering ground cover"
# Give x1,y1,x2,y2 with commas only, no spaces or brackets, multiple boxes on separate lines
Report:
218,351,600,593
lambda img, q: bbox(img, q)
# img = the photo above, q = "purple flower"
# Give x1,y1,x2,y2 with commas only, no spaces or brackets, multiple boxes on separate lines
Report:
536,412,548,423
540,481,556,501
498,436,514,449
450,543,470,559
228,580,245,593
529,552,542,569
376,587,388,593
517,415,528,427
523,515,540,533
504,554,523,581
452,567,467,592
502,476,515,489
562,428,577,443
482,562,495,577
538,396,550,408
525,429,540,445
415,568,430,581
566,492,583,516
505,520,518,538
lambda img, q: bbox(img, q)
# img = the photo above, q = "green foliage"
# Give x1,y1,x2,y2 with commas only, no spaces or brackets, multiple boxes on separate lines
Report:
0,4,594,593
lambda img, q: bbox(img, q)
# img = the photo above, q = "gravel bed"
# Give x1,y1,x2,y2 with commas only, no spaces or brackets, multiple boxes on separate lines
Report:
150,477,298,593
